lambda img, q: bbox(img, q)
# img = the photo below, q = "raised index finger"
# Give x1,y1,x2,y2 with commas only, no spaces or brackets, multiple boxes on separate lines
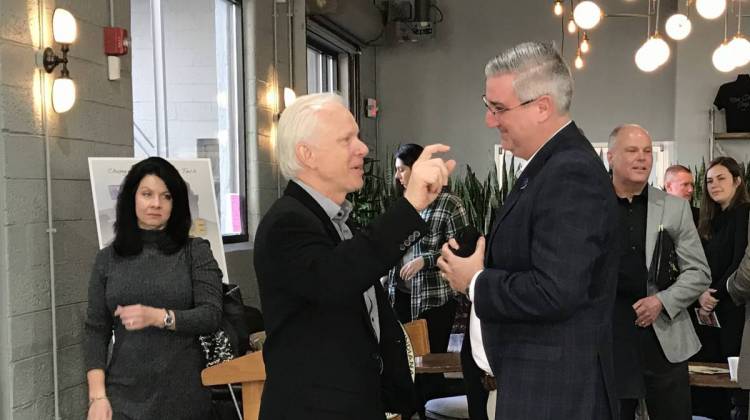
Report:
416,144,451,162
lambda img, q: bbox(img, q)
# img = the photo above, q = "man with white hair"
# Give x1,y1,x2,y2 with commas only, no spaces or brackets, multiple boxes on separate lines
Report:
253,93,455,420
607,124,709,420
438,41,619,419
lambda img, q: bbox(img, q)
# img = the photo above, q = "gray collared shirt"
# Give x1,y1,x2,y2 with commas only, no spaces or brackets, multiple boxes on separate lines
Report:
293,179,380,342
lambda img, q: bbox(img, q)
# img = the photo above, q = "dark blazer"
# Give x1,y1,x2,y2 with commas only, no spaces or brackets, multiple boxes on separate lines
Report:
254,181,426,420
727,207,750,398
473,122,620,420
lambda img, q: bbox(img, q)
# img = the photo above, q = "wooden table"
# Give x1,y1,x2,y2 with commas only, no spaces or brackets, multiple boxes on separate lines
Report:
689,362,740,389
416,352,462,374
415,355,741,390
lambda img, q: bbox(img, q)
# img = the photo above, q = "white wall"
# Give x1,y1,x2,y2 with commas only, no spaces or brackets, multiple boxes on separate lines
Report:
375,0,680,176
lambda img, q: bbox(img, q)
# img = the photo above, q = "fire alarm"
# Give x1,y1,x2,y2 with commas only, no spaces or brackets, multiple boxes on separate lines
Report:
104,27,129,56
365,98,378,118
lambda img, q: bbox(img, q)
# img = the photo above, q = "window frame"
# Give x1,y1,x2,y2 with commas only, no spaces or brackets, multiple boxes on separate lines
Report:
306,18,361,116
131,0,248,243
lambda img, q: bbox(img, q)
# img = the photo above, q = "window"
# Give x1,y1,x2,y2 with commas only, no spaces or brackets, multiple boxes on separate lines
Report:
306,19,360,112
307,45,339,94
131,0,247,241
592,141,674,187
495,141,675,188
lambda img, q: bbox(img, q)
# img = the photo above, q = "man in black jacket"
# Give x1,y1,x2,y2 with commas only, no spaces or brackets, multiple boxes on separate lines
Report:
254,92,455,420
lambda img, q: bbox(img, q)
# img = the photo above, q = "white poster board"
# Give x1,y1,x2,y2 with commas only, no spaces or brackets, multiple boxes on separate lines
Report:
88,157,229,282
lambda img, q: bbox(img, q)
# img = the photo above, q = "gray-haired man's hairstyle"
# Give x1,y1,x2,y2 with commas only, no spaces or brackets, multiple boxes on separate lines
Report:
485,42,573,114
277,92,346,180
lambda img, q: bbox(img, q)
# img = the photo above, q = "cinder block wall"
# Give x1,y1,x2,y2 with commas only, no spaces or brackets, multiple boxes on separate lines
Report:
235,0,305,310
0,0,133,418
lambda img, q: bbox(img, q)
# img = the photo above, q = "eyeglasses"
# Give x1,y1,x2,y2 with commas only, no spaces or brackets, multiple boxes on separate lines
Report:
482,95,538,117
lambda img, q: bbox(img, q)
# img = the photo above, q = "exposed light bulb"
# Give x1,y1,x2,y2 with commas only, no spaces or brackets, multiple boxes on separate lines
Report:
574,53,584,69
728,35,750,68
580,33,590,54
567,17,577,34
696,0,726,20
573,1,603,30
52,8,77,44
712,41,736,72
554,0,564,16
665,13,692,40
52,77,76,113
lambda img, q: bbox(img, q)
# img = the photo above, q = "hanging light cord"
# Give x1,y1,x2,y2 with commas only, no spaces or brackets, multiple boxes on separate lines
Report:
724,5,729,41
737,0,742,35
654,0,662,34
560,10,565,55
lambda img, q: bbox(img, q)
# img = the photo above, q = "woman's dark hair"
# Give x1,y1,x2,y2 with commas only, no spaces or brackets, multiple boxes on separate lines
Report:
112,157,191,256
393,143,424,195
698,156,749,240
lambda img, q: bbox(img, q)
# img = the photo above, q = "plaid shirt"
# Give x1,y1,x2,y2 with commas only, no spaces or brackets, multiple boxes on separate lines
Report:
386,191,470,321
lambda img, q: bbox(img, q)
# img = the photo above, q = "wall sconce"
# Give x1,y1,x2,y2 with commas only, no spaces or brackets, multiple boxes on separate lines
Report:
43,8,77,113
283,87,297,108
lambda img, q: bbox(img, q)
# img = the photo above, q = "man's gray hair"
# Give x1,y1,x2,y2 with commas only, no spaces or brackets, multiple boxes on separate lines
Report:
277,92,346,179
485,41,573,114
608,123,649,149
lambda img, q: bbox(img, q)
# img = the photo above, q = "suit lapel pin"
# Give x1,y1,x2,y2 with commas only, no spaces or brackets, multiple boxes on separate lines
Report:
518,176,529,190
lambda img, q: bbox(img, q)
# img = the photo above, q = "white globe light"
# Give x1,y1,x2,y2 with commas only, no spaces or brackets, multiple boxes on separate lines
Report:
283,87,297,107
665,14,692,40
635,42,660,72
52,8,77,44
51,77,76,113
696,0,726,20
712,42,736,72
728,35,750,67
645,35,671,67
573,1,602,30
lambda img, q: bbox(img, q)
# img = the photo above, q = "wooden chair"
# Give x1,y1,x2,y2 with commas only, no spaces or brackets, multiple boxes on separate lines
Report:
403,319,469,420
201,350,403,420
201,351,266,420
404,318,431,356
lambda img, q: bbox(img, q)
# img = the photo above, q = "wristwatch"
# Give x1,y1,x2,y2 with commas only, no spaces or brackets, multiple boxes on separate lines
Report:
163,309,174,329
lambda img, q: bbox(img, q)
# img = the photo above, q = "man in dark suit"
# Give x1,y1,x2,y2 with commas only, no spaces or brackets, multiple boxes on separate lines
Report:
728,221,750,420
254,92,456,420
438,41,619,420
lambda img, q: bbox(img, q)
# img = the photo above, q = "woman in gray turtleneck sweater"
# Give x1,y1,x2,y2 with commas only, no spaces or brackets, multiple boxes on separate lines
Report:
84,157,222,420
